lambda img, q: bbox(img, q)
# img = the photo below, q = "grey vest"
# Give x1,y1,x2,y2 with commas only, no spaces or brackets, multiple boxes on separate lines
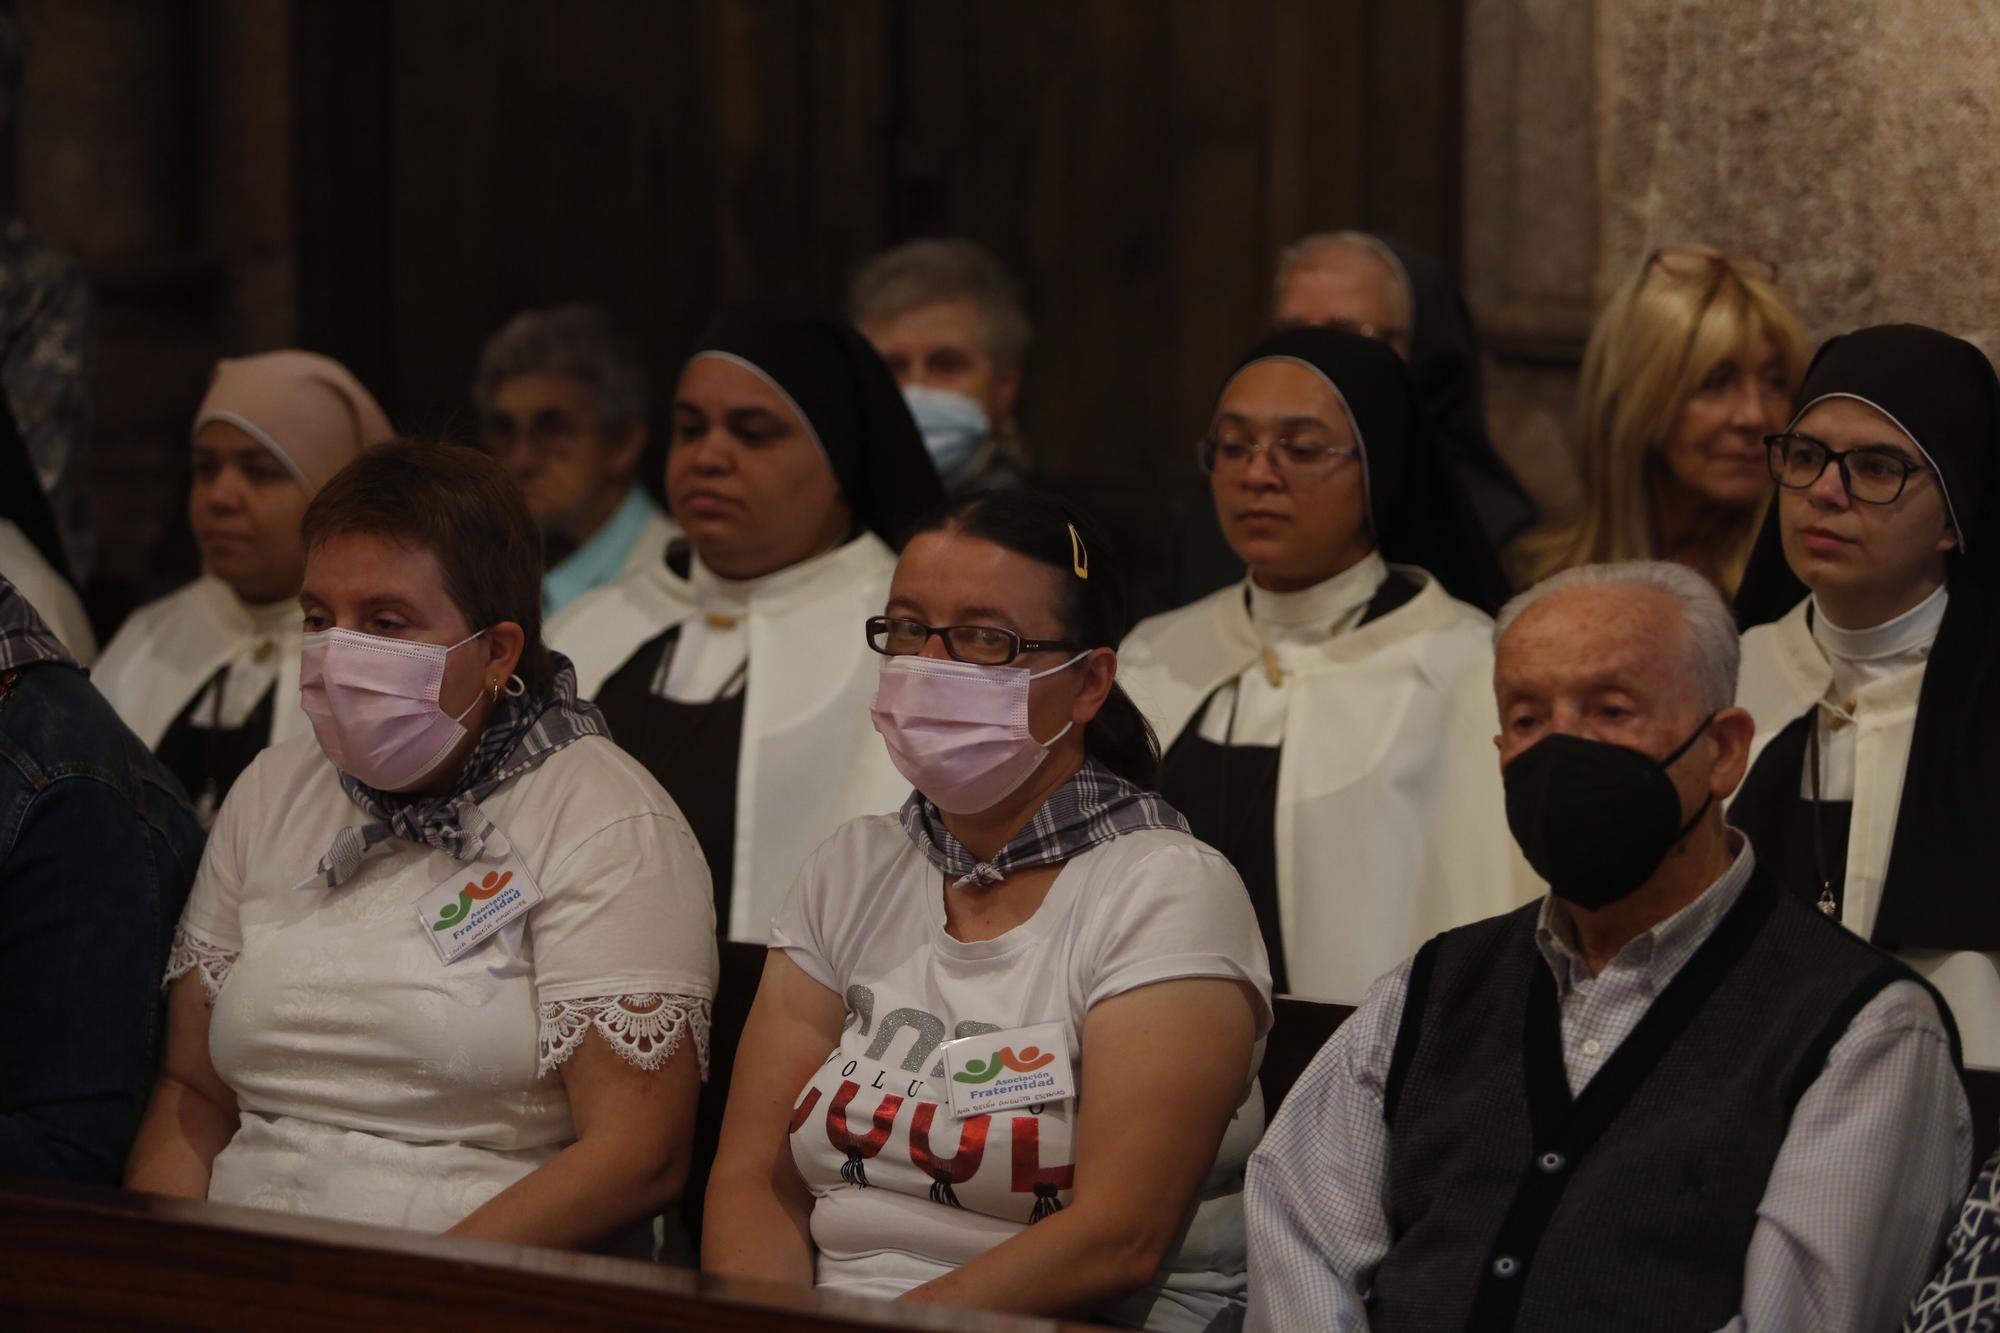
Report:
1369,870,1950,1332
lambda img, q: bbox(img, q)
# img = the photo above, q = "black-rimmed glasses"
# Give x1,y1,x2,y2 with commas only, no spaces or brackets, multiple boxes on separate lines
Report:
1766,432,1931,505
864,615,1085,667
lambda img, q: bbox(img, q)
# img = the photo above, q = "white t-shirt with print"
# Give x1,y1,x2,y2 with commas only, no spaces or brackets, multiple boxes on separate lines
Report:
771,815,1273,1332
173,732,718,1231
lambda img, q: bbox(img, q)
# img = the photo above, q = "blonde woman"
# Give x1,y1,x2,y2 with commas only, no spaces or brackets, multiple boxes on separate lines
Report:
1513,247,1808,595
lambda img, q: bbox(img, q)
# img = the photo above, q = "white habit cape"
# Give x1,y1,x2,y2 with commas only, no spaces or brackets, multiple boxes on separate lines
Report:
550,533,911,943
1736,598,2000,1066
1119,568,1538,1004
93,575,305,750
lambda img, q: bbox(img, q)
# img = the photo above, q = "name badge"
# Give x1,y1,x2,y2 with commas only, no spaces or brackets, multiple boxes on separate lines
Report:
939,1021,1076,1119
415,852,543,964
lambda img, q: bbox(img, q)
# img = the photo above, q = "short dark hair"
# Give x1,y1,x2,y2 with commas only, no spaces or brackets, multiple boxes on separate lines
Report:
915,489,1161,787
302,440,554,694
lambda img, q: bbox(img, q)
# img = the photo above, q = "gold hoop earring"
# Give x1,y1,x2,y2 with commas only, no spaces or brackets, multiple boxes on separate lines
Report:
488,679,502,703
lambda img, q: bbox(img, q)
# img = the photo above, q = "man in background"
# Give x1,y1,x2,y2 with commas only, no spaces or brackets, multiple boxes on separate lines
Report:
850,237,1033,497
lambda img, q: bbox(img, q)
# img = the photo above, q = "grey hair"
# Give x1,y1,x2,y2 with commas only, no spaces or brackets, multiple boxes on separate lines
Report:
1494,560,1740,715
471,303,647,437
847,237,1032,370
1273,230,1415,333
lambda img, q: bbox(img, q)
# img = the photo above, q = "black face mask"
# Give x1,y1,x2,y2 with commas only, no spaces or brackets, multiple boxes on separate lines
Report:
1502,713,1717,910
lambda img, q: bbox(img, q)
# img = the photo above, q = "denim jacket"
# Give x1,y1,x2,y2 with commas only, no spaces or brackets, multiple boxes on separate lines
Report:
0,659,205,1182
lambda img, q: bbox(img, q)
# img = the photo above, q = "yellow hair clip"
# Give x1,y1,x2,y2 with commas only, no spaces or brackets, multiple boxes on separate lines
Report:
1067,522,1089,579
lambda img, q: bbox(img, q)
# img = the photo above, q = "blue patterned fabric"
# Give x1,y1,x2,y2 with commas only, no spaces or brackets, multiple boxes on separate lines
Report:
1907,1148,2000,1332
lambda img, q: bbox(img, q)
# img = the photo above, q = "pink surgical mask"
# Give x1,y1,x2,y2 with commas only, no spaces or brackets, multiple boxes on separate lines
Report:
300,627,487,792
869,650,1088,814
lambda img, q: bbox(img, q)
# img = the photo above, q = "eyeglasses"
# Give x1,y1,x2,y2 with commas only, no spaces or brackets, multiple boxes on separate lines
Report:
1197,435,1361,476
1765,432,1931,504
864,615,1085,667
1645,245,1779,286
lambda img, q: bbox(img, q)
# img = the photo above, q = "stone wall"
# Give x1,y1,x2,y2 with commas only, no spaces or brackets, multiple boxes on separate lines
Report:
1466,0,2000,521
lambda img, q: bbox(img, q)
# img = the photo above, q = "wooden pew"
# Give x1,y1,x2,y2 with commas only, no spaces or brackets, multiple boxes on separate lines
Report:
0,1181,1104,1331
14,950,1988,1326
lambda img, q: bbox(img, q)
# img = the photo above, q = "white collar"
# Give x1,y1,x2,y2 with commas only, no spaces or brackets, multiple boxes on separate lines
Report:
1811,582,1948,666
1246,551,1388,639
687,535,866,613
1535,833,1755,993
212,580,299,638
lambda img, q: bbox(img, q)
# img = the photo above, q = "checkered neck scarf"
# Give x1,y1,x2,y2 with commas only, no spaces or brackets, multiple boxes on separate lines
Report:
899,759,1190,888
311,653,608,888
0,578,74,672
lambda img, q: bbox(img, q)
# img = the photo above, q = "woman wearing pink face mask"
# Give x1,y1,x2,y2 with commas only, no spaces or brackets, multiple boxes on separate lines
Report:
125,441,718,1250
703,491,1272,1331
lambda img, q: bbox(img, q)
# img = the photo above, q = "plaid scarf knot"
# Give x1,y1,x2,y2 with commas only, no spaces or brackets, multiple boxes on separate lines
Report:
898,759,1190,887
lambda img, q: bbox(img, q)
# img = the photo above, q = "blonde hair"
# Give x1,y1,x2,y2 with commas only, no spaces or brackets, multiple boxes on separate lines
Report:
1512,252,1808,594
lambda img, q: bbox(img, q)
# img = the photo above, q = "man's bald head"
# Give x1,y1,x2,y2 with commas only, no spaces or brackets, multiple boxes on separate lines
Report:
1271,231,1414,358
1496,562,1739,720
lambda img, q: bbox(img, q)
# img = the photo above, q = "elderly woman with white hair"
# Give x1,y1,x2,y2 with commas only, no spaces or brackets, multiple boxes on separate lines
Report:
474,303,678,618
94,351,395,825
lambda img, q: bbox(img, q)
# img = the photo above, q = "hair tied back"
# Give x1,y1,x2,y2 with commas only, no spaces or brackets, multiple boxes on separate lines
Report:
1067,522,1089,579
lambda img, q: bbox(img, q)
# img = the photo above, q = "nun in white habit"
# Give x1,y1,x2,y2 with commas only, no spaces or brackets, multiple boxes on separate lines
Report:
1120,326,1533,1003
1733,323,1997,1064
93,351,393,824
550,306,945,944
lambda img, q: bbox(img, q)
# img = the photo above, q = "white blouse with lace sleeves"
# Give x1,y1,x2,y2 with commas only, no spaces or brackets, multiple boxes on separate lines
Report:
525,802,718,1079
536,993,713,1079
164,926,239,1002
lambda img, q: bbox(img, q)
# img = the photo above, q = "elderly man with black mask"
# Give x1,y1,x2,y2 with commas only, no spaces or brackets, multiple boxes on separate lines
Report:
1245,560,1968,1333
